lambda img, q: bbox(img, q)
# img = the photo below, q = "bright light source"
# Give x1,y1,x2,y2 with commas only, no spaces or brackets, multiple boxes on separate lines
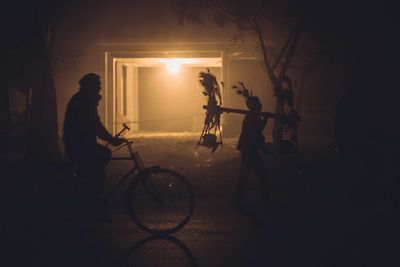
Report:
166,59,181,74
162,58,197,74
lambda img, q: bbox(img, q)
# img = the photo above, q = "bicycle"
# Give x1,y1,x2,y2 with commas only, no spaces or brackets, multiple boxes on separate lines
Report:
97,124,195,234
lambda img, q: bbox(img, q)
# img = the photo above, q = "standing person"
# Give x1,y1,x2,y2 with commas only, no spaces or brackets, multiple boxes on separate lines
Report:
234,95,272,210
63,73,125,222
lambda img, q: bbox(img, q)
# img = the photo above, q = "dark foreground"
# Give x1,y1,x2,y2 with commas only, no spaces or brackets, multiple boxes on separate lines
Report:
1,136,399,266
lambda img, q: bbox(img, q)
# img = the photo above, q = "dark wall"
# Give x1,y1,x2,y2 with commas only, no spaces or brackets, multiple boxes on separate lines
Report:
328,0,400,158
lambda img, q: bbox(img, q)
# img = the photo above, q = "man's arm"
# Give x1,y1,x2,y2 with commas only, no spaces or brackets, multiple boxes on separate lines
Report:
95,114,125,146
262,111,300,122
203,105,300,121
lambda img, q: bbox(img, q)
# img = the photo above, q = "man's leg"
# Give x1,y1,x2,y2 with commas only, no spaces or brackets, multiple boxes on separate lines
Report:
252,153,272,207
234,154,251,205
90,145,111,221
74,162,98,220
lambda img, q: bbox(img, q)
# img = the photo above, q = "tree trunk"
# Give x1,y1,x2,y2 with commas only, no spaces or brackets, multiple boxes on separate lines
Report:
28,44,62,161
2,6,62,161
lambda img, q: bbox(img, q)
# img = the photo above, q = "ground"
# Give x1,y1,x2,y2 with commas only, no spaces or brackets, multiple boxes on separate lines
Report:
1,135,399,266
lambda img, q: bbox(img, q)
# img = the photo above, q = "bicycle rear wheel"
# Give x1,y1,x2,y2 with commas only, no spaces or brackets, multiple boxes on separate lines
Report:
125,168,194,234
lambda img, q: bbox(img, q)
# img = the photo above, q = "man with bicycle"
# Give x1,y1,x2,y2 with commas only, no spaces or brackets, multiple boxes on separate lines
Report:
63,73,125,222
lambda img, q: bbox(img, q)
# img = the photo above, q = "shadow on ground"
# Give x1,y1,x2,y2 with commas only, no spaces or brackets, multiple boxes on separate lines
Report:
1,136,399,266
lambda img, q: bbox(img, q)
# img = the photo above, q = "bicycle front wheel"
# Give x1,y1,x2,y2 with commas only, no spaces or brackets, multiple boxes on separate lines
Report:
125,168,194,234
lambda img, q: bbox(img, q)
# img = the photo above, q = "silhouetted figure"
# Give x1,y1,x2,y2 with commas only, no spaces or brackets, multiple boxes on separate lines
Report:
63,73,124,222
234,96,271,209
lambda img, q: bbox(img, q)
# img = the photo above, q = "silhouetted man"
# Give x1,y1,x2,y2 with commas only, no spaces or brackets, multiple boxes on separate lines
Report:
234,96,271,209
63,73,125,222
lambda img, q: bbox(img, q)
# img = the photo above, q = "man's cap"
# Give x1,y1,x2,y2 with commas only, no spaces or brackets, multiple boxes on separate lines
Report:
79,73,101,87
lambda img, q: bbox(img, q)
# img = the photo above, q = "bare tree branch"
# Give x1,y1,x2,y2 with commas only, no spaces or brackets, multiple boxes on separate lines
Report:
251,13,275,85
206,1,254,31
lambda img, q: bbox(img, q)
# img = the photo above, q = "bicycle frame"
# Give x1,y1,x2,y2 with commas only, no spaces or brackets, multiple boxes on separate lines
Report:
100,134,194,234
103,141,146,200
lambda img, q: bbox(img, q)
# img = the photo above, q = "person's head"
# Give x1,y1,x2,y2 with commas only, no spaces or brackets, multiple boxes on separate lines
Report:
246,96,262,112
79,73,101,96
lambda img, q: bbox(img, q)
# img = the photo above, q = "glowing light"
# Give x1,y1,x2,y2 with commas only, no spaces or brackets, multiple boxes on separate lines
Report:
161,58,197,74
166,59,181,74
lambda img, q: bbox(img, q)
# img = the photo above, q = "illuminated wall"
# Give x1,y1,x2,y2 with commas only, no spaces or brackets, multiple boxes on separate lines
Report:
138,67,221,132
51,0,346,142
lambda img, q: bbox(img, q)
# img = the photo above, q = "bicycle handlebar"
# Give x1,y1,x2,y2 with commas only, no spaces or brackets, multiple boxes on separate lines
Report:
105,123,130,148
116,123,130,138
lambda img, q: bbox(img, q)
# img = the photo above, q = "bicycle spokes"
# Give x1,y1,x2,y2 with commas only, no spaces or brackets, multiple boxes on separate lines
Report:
126,168,194,234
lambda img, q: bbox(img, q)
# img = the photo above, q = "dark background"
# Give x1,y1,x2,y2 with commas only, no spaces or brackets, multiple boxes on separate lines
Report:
1,0,400,266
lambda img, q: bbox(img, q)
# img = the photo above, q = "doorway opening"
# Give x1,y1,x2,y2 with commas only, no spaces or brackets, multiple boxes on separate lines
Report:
108,56,222,136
